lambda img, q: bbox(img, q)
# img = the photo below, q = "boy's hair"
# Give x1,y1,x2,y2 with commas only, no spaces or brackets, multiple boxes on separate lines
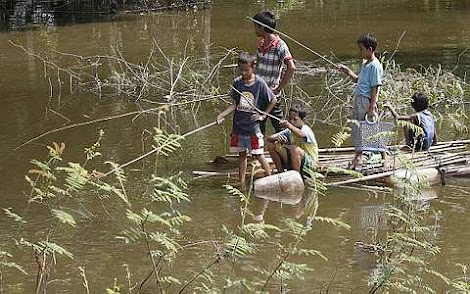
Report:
253,10,276,33
411,92,429,112
357,33,378,51
238,52,257,66
289,104,308,120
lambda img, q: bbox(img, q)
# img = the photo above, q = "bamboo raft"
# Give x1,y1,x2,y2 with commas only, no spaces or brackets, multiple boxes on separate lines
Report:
193,140,470,188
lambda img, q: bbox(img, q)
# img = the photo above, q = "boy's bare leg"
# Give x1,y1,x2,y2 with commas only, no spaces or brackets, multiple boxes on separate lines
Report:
352,151,362,167
238,152,248,191
267,141,284,173
290,146,304,172
254,154,272,176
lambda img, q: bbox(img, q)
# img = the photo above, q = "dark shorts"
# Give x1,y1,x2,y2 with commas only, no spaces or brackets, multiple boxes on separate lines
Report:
280,146,314,178
259,100,283,134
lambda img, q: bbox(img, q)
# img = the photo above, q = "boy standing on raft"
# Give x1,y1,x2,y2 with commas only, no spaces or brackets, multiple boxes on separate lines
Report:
266,104,318,178
385,92,437,151
337,33,384,169
217,52,277,191
252,10,296,134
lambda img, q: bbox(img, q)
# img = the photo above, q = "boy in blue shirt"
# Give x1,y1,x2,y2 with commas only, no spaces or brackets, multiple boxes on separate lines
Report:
338,33,384,168
385,92,438,151
217,52,277,191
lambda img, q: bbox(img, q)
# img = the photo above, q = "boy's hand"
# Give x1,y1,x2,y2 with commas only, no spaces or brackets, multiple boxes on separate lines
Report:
337,64,350,74
251,113,266,122
216,115,225,124
277,134,288,143
272,85,281,96
280,120,291,129
367,104,378,118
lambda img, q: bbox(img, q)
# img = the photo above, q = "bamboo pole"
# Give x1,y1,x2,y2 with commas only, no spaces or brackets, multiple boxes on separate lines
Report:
326,157,469,186
247,16,338,67
103,121,218,177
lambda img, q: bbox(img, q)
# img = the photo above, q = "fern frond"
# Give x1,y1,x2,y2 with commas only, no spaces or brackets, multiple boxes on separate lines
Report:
51,209,76,227
224,235,256,261
57,162,89,192
224,184,249,203
0,261,28,275
240,223,281,240
3,207,27,223
313,216,351,230
291,248,328,261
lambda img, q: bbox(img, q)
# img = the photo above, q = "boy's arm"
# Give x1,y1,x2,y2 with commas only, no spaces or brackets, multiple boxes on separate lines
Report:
368,86,379,116
217,104,235,124
263,97,277,118
337,64,358,83
384,104,415,121
433,128,438,145
273,59,296,95
281,121,305,138
253,96,277,121
267,131,281,142
267,129,289,143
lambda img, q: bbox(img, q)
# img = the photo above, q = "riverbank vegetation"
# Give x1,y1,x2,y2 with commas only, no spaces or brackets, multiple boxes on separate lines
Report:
2,38,470,292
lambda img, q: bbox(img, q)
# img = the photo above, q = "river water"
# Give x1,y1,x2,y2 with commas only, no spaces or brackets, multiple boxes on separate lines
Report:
1,0,470,292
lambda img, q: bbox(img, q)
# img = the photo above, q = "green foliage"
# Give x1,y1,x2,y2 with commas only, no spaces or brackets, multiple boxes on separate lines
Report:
224,235,257,261
84,129,104,161
153,128,183,157
331,129,351,148
224,184,249,203
51,209,76,227
151,174,190,204
240,223,281,239
313,216,351,230
3,207,27,224
0,251,28,275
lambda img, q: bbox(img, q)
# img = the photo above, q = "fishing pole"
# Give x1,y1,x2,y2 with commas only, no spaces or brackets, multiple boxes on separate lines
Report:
247,16,338,67
230,85,283,122
103,120,218,177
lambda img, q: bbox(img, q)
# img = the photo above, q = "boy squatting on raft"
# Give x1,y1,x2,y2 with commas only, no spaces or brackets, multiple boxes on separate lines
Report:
337,33,384,168
216,52,277,190
252,10,296,134
385,92,438,151
266,104,318,178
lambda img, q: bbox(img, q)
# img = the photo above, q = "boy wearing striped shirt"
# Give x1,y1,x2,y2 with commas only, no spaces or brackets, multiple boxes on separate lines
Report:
252,10,296,134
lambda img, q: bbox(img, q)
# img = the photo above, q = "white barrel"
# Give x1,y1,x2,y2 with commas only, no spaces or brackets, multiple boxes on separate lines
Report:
254,170,305,194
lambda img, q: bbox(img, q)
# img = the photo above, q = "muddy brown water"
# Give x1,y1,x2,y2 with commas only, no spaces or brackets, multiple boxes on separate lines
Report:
1,0,470,292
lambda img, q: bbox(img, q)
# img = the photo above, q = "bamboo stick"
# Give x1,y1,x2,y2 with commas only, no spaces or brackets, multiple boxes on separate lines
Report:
103,121,218,177
247,16,338,67
326,157,469,186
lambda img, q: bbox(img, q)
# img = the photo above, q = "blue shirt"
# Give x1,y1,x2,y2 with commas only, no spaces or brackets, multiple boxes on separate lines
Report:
354,58,383,99
417,109,436,150
230,76,275,135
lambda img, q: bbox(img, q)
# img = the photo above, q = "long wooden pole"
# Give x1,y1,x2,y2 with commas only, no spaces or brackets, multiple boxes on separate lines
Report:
230,85,283,122
103,121,218,177
247,16,338,67
326,157,468,186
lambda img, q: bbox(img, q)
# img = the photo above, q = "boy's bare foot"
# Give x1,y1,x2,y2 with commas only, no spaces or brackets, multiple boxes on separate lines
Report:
348,159,362,171
237,182,247,193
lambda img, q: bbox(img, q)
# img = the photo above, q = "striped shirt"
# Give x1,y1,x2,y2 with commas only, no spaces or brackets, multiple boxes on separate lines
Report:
256,35,293,88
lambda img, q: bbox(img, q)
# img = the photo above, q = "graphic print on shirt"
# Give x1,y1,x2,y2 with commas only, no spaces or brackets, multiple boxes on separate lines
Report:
237,91,255,112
